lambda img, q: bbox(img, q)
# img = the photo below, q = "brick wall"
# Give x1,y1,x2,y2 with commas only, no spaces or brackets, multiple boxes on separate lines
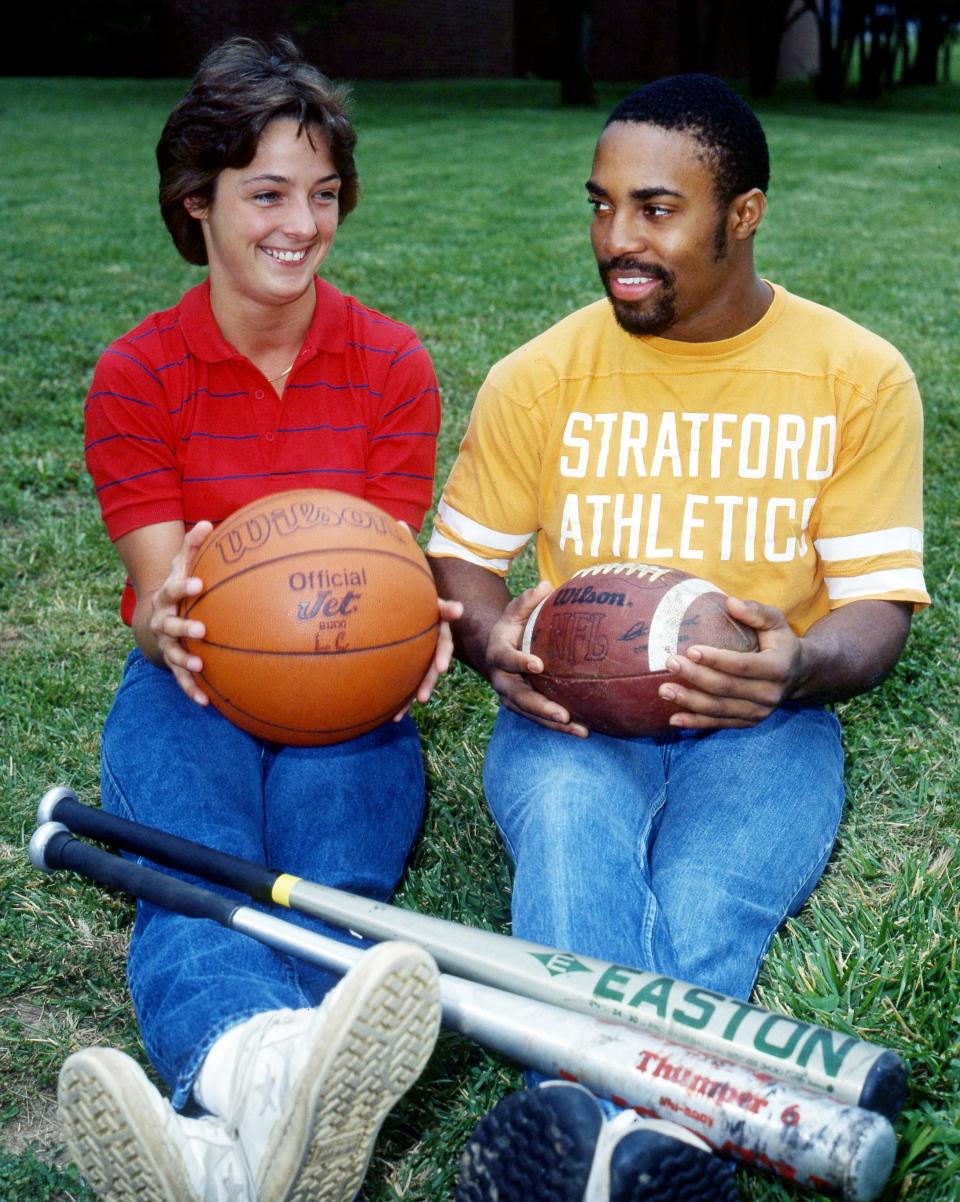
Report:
30,0,815,83
156,0,514,78
303,0,515,80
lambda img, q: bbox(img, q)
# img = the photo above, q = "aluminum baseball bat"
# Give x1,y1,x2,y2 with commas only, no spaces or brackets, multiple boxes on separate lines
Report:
30,821,895,1201
38,786,906,1119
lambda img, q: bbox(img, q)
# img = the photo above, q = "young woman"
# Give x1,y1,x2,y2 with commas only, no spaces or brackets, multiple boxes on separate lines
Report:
64,36,458,1202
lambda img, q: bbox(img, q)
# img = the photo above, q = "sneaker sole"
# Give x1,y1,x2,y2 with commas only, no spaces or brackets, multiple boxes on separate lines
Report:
258,940,442,1202
58,1048,194,1202
609,1128,739,1202
456,1083,604,1202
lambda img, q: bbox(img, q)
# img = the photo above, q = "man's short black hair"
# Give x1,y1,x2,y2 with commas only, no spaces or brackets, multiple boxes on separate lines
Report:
605,74,770,207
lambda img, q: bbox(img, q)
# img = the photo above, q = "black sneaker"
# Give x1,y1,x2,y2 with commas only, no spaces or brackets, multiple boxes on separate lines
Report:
456,1082,738,1202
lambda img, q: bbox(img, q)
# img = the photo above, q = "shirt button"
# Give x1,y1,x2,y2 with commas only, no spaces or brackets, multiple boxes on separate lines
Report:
255,389,264,400
265,431,275,442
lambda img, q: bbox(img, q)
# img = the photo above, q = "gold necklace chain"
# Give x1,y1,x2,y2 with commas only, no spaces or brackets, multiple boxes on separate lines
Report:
267,360,296,384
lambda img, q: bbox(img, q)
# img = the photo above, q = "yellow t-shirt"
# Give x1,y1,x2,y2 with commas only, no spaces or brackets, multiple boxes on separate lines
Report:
428,285,928,634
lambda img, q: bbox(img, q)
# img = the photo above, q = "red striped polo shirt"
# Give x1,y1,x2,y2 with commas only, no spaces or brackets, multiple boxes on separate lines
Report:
85,276,440,623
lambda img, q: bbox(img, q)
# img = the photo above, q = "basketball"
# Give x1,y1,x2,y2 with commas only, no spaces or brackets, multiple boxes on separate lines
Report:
521,563,759,737
179,489,439,745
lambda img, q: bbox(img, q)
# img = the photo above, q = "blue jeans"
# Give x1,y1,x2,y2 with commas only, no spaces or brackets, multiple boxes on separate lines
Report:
484,704,845,1003
100,650,426,1110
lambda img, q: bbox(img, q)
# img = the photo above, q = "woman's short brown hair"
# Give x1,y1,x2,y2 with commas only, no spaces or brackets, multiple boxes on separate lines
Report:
157,36,358,265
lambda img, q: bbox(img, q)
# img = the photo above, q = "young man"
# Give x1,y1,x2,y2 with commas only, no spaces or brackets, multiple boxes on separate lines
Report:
428,74,927,1202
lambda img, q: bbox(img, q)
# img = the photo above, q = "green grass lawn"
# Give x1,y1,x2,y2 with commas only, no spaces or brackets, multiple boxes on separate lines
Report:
1,75,958,1201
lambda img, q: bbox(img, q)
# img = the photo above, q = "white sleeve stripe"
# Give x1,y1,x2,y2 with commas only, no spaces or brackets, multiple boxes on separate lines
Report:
824,568,927,600
814,527,923,560
425,529,512,573
436,499,533,552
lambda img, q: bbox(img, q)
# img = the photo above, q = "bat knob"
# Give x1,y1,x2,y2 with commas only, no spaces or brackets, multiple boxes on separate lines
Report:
29,821,71,873
36,785,78,826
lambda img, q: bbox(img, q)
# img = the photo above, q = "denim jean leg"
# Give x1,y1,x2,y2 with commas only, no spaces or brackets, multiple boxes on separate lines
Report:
483,705,844,1001
483,707,679,973
100,651,426,1109
648,704,845,999
258,715,426,1003
483,704,843,1107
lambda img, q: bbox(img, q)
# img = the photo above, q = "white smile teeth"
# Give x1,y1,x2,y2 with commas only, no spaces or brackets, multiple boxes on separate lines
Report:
264,248,307,263
621,276,653,285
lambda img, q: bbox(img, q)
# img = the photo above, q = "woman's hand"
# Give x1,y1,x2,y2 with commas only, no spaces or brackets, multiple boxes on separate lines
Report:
393,596,464,719
145,521,213,705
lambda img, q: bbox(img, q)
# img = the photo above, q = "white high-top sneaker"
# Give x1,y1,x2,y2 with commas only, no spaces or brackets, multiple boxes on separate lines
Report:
58,1046,253,1202
207,940,442,1202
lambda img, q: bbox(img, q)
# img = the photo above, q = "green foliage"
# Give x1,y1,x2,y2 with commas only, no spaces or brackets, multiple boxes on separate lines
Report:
808,1,960,101
1,76,958,1200
0,1147,92,1202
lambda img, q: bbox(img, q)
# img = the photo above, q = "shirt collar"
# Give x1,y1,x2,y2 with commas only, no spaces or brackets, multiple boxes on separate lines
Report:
179,276,348,364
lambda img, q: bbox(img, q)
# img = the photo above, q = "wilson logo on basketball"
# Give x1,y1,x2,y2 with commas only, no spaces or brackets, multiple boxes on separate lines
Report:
214,499,403,565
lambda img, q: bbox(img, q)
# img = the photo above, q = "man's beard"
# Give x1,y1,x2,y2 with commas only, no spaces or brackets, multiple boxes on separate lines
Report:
598,218,729,337
597,259,678,336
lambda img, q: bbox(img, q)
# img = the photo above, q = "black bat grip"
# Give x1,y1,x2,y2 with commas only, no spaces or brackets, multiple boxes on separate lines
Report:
45,794,276,904
34,825,240,927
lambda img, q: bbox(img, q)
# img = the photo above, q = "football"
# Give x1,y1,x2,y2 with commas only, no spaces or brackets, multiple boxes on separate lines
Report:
521,563,759,737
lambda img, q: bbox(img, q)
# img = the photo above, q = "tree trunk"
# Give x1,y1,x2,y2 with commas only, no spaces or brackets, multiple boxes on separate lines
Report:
910,1,951,85
747,0,809,98
549,0,596,107
814,0,849,101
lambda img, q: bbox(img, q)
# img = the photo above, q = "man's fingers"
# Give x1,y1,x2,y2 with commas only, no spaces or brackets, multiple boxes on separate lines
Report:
659,672,779,726
661,665,782,712
504,579,553,625
491,641,543,677
161,637,204,673
413,662,442,705
501,694,589,737
492,669,588,737
667,709,755,731
682,644,770,676
666,652,787,702
152,575,203,627
726,594,790,634
169,522,213,583
184,520,214,550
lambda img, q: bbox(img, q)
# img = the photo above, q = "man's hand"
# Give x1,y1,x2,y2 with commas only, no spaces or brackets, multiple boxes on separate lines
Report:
658,597,801,730
659,594,912,731
428,556,590,737
486,581,589,737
